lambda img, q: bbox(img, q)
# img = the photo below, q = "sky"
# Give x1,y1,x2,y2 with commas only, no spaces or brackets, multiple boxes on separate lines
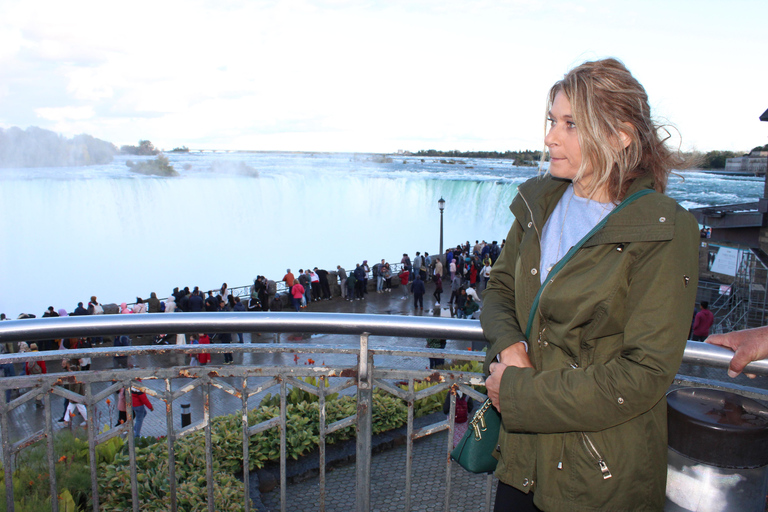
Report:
1,0,766,154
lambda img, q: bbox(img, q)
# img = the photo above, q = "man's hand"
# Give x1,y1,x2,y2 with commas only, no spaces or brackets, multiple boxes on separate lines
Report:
706,326,768,378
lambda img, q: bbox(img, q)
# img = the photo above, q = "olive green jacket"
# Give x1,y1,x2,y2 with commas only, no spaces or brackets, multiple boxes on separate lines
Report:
481,174,699,511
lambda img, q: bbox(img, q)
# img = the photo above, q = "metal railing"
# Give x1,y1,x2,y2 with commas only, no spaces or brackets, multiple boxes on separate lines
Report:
1,313,767,512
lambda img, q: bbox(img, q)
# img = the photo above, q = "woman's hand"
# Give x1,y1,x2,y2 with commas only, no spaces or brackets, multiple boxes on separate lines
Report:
498,342,533,368
486,362,507,411
487,343,533,411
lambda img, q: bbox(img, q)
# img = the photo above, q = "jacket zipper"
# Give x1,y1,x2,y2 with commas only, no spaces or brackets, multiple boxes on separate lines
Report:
560,359,612,480
581,432,613,480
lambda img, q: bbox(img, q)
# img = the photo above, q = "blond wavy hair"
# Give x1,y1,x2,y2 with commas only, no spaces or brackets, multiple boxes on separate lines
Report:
545,58,685,202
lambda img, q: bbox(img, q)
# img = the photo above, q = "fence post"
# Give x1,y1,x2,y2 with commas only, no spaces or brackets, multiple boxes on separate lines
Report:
356,333,372,512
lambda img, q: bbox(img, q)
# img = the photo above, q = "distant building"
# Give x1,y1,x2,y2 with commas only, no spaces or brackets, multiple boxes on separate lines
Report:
725,151,768,175
691,108,768,252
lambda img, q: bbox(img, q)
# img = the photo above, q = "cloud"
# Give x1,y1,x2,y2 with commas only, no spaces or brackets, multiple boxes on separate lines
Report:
35,106,95,122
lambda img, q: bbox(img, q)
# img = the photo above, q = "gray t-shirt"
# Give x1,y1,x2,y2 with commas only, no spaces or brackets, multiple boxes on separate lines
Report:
540,184,615,284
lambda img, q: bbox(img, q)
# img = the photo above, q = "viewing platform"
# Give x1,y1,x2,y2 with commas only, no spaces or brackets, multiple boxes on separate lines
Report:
1,289,767,511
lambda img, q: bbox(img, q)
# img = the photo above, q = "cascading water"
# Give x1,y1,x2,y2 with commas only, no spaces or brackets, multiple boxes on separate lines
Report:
0,152,762,318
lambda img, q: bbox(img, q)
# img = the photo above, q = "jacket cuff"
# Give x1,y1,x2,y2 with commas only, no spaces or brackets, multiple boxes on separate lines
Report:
498,365,536,432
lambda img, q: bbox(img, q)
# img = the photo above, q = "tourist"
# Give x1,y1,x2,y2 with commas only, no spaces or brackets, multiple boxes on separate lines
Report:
336,265,348,299
282,269,295,289
353,264,366,300
462,295,479,319
413,252,423,281
433,273,443,307
381,263,392,292
197,333,212,365
433,257,443,281
59,359,87,427
88,296,104,345
443,389,474,447
691,301,714,341
264,276,277,308
315,269,331,300
465,284,481,305
411,274,425,310
361,260,370,295
187,290,204,312
298,269,311,306
205,290,218,312
72,302,88,316
345,272,357,302
21,342,46,376
376,259,386,293
132,298,147,314
164,294,177,313
116,387,127,427
309,268,321,301
482,58,699,511
398,267,410,300
220,283,229,304
189,334,201,366
291,279,305,312
146,292,161,313
130,384,154,437
401,253,411,279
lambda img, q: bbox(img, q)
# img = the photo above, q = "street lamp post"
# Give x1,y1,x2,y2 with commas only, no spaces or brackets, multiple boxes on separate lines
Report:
438,197,445,255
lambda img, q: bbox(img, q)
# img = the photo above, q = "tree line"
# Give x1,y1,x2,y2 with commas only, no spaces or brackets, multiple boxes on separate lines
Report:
687,145,767,169
413,149,543,164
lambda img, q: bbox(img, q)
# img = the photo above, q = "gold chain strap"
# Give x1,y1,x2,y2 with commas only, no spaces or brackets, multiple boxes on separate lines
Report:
470,399,492,441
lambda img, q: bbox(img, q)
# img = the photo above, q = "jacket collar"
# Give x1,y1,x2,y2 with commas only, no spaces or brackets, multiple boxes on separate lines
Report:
512,173,676,245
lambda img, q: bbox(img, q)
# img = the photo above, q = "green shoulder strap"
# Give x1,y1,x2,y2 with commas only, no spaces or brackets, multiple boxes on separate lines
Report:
524,188,654,340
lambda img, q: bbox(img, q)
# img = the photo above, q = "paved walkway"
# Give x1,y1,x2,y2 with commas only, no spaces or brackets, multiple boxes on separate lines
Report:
261,430,496,512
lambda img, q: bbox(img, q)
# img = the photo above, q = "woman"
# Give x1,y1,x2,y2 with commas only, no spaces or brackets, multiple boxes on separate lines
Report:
290,279,304,312
432,273,443,307
481,58,699,511
130,384,154,437
220,282,229,304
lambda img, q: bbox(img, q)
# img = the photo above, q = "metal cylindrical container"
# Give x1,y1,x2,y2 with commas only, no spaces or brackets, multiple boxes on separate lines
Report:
665,388,768,512
181,403,191,428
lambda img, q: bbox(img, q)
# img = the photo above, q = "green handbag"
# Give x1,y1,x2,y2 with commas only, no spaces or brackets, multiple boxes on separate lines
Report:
450,398,501,473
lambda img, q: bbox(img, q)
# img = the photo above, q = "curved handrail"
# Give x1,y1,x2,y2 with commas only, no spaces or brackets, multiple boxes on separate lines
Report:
0,312,766,376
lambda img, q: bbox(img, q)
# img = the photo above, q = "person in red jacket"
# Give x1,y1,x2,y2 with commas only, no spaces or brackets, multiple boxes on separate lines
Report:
290,280,305,312
131,384,154,437
692,301,714,341
197,334,211,365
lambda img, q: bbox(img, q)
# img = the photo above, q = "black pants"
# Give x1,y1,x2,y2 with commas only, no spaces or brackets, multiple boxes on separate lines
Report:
495,481,540,511
414,294,423,309
433,289,442,303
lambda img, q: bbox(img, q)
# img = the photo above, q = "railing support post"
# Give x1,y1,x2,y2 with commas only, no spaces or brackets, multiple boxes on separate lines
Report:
356,333,372,512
